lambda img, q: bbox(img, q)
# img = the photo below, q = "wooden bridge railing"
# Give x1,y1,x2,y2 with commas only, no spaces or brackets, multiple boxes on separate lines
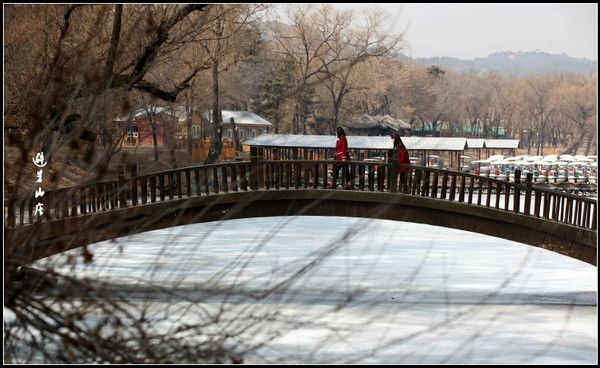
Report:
4,160,597,231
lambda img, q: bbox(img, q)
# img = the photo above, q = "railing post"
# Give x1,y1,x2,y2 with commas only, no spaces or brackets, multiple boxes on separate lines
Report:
552,194,560,222
288,162,294,187
467,176,474,204
513,170,521,213
524,173,533,215
422,170,430,196
412,168,421,195
303,162,310,189
313,163,319,189
28,198,34,223
358,165,365,190
378,165,385,192
477,177,483,205
566,198,573,224
294,163,301,189
186,170,192,196
592,202,597,230
140,177,148,204
176,171,183,198
250,146,263,190
130,163,138,206
534,189,541,217
265,163,271,189
80,187,87,215
440,172,448,199
150,175,156,202
221,165,229,193
241,164,248,191
212,167,219,193
332,162,339,189
71,189,78,216
231,165,238,192
458,173,466,202
159,174,165,201
504,173,510,210
194,168,201,196
7,198,16,228
449,173,456,201
61,191,69,220
203,168,210,195
118,164,127,208
495,180,501,209
388,149,398,193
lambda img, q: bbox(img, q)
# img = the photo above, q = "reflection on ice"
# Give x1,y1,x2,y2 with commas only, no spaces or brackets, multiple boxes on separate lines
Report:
34,216,597,364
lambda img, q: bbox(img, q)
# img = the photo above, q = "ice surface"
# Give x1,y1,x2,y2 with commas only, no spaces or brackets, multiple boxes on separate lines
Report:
31,216,597,364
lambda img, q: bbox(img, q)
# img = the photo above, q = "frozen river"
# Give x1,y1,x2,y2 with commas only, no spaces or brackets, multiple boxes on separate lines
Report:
30,216,598,364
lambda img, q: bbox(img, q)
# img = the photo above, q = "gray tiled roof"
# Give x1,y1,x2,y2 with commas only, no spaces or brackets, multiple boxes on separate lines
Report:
401,137,468,151
113,106,187,122
204,110,273,126
244,134,468,151
466,139,485,149
483,139,520,149
344,114,411,130
114,108,273,127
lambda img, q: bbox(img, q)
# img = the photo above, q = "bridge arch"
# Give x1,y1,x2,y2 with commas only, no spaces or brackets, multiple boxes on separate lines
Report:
6,190,596,266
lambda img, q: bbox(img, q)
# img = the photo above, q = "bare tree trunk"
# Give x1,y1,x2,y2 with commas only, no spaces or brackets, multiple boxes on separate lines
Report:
563,138,581,155
331,108,339,135
330,99,342,135
170,148,177,168
291,101,299,134
302,102,308,135
231,117,240,153
584,127,595,156
205,60,223,164
186,118,192,160
593,129,598,155
186,91,193,161
151,122,159,161
562,125,586,155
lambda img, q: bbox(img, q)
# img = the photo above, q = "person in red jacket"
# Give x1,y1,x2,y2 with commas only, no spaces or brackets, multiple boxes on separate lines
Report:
334,127,351,188
335,127,349,161
393,132,411,185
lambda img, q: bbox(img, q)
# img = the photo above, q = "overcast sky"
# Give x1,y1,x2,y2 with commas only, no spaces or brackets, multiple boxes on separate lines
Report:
275,3,598,60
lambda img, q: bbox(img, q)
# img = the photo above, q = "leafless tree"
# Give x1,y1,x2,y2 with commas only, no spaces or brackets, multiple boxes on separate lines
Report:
4,4,215,195
198,4,265,164
555,74,597,155
315,7,403,133
523,75,558,155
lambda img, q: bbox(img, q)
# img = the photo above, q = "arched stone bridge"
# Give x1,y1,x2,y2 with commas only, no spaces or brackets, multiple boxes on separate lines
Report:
4,159,597,267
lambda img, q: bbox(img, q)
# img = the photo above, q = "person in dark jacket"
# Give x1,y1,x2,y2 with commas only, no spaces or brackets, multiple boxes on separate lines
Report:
393,132,411,185
334,127,351,188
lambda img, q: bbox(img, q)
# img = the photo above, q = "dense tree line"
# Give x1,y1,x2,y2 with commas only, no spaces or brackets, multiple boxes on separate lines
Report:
5,4,596,173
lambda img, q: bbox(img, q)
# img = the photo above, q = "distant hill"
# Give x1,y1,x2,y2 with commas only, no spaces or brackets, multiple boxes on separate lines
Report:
406,51,597,76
